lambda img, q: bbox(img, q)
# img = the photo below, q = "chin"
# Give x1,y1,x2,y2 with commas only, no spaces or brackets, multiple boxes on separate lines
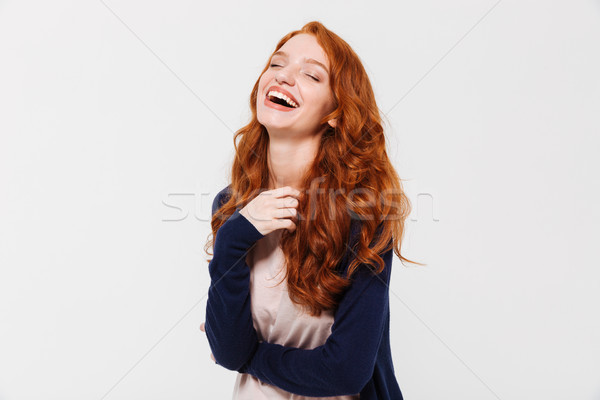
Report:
257,113,290,129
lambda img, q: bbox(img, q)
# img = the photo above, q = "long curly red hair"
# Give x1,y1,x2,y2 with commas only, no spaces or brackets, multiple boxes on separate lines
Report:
205,21,423,317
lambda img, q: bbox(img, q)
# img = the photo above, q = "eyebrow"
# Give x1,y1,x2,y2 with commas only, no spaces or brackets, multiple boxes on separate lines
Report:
271,50,329,75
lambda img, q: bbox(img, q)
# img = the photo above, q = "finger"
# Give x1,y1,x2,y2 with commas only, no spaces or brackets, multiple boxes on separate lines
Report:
210,353,216,362
275,217,296,232
274,196,299,209
270,186,302,200
274,207,298,220
199,322,205,332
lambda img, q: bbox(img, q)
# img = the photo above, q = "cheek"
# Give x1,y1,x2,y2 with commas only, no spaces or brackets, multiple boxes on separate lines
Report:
257,74,271,99
311,90,334,112
260,71,274,84
257,74,267,92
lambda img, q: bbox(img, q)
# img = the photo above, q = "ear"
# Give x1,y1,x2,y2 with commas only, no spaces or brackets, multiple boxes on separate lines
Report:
327,118,337,128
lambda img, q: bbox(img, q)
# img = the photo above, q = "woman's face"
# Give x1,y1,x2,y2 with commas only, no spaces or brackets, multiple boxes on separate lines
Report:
257,33,337,138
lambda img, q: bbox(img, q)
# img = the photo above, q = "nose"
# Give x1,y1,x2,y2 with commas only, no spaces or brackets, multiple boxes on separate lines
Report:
275,65,295,86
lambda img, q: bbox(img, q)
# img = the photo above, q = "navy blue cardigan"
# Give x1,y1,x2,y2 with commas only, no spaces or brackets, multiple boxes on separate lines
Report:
205,186,404,399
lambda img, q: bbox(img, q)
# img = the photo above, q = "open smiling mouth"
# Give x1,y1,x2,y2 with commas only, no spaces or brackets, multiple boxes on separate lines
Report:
266,92,299,109
268,95,295,108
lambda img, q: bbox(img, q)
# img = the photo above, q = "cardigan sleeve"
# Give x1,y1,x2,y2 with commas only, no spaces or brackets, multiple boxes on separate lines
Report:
204,189,264,371
238,244,394,397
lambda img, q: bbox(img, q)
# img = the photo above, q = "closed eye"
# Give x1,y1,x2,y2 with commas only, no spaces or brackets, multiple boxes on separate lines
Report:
269,63,319,82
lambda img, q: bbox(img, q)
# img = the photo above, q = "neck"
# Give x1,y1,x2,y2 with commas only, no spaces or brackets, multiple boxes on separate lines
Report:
266,132,323,191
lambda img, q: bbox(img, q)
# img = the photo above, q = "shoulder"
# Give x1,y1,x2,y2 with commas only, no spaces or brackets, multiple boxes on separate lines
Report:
346,217,386,250
341,218,393,275
211,184,232,216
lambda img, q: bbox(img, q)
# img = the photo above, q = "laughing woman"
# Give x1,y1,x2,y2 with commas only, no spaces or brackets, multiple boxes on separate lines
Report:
200,21,422,400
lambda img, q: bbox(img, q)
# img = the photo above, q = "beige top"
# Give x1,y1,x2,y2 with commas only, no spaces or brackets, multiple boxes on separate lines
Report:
232,229,360,400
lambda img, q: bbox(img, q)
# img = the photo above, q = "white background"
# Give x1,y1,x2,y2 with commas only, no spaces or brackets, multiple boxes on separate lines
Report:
1,0,599,399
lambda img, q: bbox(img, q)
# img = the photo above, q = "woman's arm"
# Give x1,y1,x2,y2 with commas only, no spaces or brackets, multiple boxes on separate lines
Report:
238,245,394,397
204,189,264,371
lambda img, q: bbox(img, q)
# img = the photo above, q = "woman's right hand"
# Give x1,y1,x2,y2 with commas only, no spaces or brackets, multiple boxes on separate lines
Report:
239,186,302,236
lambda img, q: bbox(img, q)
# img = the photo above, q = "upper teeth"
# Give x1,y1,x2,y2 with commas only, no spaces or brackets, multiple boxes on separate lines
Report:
268,90,298,108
